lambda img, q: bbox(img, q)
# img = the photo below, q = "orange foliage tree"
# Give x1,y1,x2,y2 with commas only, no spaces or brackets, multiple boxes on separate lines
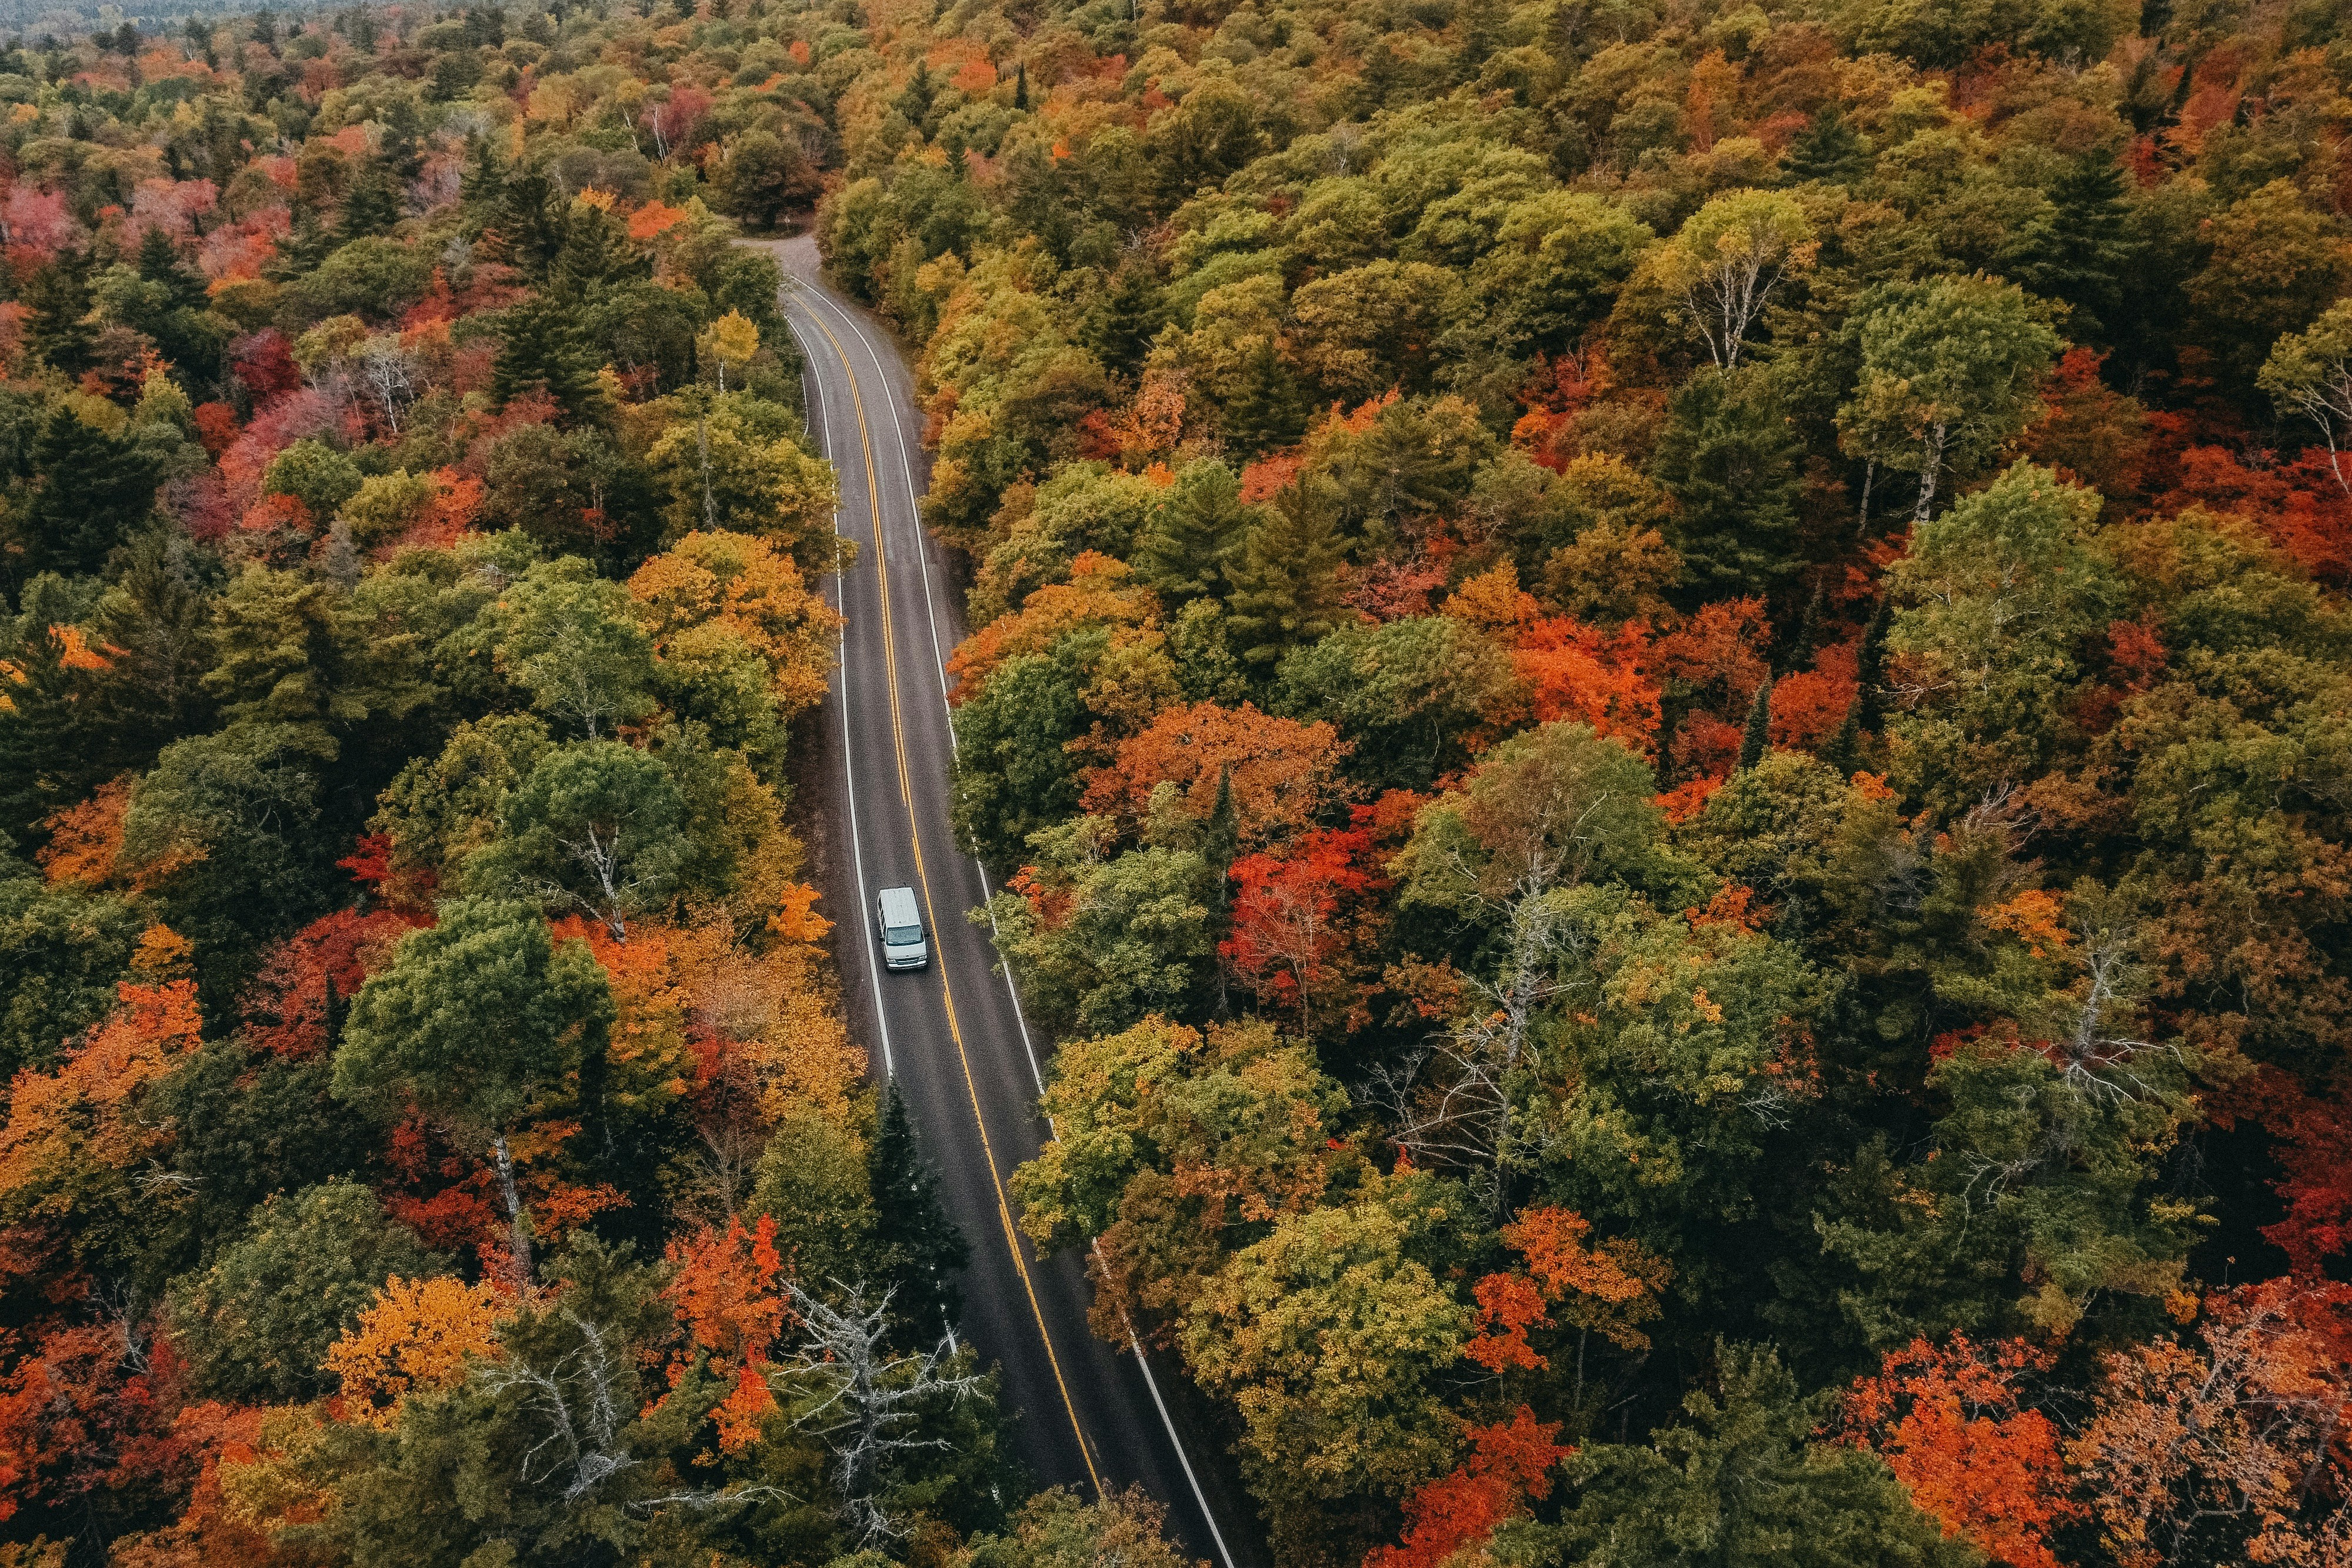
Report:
2069,1277,2352,1568
1080,700,1349,849
662,1213,787,1452
1442,564,1660,749
239,909,427,1058
1843,1333,2079,1568
945,551,1158,701
1463,1207,1672,1376
1221,815,1389,1036
323,1275,507,1428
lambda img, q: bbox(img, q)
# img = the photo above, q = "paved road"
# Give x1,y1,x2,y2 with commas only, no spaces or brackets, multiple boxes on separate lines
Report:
762,235,1249,1567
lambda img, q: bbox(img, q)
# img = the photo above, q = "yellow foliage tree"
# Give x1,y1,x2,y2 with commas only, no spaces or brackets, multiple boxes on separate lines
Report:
322,1275,506,1428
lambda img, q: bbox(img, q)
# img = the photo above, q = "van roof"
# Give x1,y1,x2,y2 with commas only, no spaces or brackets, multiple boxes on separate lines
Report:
879,886,921,925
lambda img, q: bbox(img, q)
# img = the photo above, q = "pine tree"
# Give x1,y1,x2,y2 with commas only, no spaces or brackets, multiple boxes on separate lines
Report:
483,164,568,280
871,1084,969,1346
460,136,507,222
1781,108,1870,187
1013,59,1029,111
2042,148,2141,345
1854,593,1890,732
135,225,206,312
21,255,94,375
1222,338,1307,459
1139,461,1251,608
896,59,936,129
1085,264,1164,378
336,158,402,242
1823,699,1863,777
1651,366,1805,602
1737,674,1774,772
493,293,600,420
14,408,158,577
1224,476,1347,666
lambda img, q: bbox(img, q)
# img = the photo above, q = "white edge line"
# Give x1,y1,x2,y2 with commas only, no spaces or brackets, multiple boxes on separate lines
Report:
786,275,892,1080
796,268,1239,1568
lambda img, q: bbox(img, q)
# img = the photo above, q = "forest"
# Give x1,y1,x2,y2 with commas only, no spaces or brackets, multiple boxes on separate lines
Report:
0,0,2348,1566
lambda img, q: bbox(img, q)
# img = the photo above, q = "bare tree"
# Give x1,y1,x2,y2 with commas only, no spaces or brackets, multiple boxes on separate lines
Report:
772,1281,987,1547
479,1306,780,1514
357,335,421,433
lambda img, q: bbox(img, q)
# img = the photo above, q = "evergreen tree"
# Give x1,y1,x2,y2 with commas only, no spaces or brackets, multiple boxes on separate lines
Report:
1222,338,1307,459
135,225,206,312
1551,1345,1977,1568
871,1083,969,1346
485,164,569,280
12,408,159,577
460,136,507,221
896,59,936,129
20,255,94,375
1085,264,1165,378
379,96,425,184
1651,366,1806,603
1737,674,1773,771
1137,460,1251,608
492,292,600,420
336,157,402,242
552,199,645,298
1780,108,1871,186
1013,59,1029,111
1224,476,1347,667
2040,147,2141,345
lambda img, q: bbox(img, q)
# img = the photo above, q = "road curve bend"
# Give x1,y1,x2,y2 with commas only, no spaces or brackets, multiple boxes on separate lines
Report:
759,233,1252,1568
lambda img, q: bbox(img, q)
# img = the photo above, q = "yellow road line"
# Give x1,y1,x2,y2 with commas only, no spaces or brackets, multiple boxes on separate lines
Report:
800,305,1104,1495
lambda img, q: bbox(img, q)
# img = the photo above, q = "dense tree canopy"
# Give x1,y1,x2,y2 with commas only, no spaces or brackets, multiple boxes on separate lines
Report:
8,1,2352,1566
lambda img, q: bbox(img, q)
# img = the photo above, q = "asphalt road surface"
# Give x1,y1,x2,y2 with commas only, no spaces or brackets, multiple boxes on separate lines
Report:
759,234,1254,1567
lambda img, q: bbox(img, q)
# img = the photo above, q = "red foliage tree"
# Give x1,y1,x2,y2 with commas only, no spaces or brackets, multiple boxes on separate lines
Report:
1366,1407,1572,1568
239,909,427,1058
1220,815,1389,1036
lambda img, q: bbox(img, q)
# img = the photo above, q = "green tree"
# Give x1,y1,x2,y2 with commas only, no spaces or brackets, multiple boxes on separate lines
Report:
1838,274,2063,523
645,396,839,566
492,291,600,418
1136,459,1253,608
334,898,615,1280
1221,338,1307,458
715,128,820,231
20,255,95,374
870,1085,970,1346
1649,189,1814,369
979,818,1216,1037
1883,462,2116,809
471,558,659,740
168,1180,443,1404
467,740,692,942
6,408,159,579
1650,367,1805,601
0,858,142,1077
1548,1343,1981,1568
950,646,1091,869
1276,617,1517,793
1223,476,1347,668
1179,1169,1469,1561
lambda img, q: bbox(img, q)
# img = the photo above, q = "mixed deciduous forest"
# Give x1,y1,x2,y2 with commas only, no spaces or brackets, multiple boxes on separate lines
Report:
1,0,2350,1565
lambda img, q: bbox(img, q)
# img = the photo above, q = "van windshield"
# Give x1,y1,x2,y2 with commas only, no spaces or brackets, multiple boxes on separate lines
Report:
885,926,923,946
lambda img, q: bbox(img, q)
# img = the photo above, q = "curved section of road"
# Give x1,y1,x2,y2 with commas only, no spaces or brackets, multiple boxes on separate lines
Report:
762,234,1250,1568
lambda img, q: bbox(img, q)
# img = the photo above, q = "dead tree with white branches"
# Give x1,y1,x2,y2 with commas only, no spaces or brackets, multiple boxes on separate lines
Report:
772,1280,989,1547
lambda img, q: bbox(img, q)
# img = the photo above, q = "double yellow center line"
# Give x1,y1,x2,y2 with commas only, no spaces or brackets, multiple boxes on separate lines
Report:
798,305,1103,1494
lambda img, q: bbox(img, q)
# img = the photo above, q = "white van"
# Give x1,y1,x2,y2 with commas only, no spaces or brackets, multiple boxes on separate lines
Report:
876,886,928,970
